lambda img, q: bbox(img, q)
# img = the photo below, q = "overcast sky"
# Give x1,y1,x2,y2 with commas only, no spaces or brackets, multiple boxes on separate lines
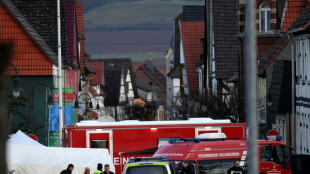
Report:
79,0,204,57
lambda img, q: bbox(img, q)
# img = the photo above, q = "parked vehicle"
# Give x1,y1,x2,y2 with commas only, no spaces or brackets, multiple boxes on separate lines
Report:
123,157,171,174
65,118,246,174
153,133,291,174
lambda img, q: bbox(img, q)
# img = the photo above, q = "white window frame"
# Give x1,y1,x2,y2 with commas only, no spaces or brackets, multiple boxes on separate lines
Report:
259,2,271,32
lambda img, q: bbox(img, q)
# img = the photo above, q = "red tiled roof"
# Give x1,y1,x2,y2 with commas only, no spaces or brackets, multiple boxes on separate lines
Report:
88,61,104,85
100,89,105,96
157,67,167,77
76,2,85,74
0,4,53,76
132,61,145,71
281,0,308,31
181,21,204,93
89,86,99,96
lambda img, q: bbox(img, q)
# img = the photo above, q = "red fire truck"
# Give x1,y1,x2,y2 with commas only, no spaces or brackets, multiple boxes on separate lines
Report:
153,133,291,174
65,118,246,174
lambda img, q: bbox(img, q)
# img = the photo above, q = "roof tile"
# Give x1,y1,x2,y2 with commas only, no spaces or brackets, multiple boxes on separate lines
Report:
282,0,308,31
213,0,239,78
76,2,85,74
9,0,69,65
181,21,204,93
0,3,53,76
141,63,166,91
89,58,133,106
88,61,104,85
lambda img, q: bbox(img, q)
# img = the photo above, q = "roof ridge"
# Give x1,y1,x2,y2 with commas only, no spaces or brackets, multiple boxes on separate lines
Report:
1,0,58,65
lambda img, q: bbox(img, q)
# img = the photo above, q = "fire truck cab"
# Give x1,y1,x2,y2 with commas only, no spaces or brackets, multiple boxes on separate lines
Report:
153,133,291,174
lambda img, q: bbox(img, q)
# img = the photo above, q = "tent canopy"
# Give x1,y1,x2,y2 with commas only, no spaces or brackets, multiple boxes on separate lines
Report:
7,131,114,174
7,130,44,146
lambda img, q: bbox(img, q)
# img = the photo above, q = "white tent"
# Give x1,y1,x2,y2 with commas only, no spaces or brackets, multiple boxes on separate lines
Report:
7,130,44,146
7,131,114,174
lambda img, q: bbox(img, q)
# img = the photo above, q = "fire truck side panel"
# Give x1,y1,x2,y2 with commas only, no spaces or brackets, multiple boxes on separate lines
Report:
113,128,195,165
70,130,86,148
221,126,245,139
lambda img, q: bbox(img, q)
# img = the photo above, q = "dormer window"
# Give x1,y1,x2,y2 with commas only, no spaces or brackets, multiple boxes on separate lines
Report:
260,2,271,32
170,60,174,70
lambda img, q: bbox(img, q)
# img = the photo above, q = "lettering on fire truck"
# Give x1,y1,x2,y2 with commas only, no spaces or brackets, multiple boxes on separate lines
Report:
198,152,240,158
154,153,184,157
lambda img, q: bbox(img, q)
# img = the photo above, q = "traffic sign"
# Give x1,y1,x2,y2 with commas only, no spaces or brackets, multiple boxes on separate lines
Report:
28,134,38,141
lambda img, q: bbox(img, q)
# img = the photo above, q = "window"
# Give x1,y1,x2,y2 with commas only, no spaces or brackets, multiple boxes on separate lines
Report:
126,165,168,174
261,146,285,164
260,2,271,32
169,161,196,174
91,139,108,148
198,159,241,174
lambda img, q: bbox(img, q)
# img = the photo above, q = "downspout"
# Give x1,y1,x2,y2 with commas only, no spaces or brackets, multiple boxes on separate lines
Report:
287,33,295,149
209,0,213,89
209,0,216,92
204,0,208,95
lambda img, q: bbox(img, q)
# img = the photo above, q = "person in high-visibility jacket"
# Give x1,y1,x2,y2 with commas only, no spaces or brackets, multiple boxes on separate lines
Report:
93,163,103,174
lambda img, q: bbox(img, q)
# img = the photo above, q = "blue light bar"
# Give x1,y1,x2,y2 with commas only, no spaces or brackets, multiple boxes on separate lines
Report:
184,138,200,142
168,138,200,143
168,138,181,143
276,136,282,141
160,157,168,161
128,157,136,163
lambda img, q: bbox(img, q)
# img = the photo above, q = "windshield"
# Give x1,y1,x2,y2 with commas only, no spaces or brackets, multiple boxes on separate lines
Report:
261,145,285,164
198,159,241,174
126,165,168,174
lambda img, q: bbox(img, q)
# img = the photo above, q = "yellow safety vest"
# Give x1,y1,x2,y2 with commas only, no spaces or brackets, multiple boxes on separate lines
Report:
93,170,103,174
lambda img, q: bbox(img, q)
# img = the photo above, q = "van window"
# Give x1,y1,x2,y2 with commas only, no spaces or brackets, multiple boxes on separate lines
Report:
261,146,284,164
126,165,168,174
198,159,240,174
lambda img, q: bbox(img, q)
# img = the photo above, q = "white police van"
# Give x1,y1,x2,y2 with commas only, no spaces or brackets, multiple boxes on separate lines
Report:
123,157,171,174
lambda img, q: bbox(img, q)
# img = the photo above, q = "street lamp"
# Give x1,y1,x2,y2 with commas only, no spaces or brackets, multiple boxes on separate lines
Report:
11,77,22,97
93,97,100,110
29,83,54,110
73,93,94,110
8,62,23,97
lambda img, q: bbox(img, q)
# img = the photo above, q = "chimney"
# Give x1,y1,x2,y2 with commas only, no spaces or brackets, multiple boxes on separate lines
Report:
145,58,153,72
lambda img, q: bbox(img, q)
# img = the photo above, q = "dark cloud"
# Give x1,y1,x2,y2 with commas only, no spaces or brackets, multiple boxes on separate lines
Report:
81,0,204,31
